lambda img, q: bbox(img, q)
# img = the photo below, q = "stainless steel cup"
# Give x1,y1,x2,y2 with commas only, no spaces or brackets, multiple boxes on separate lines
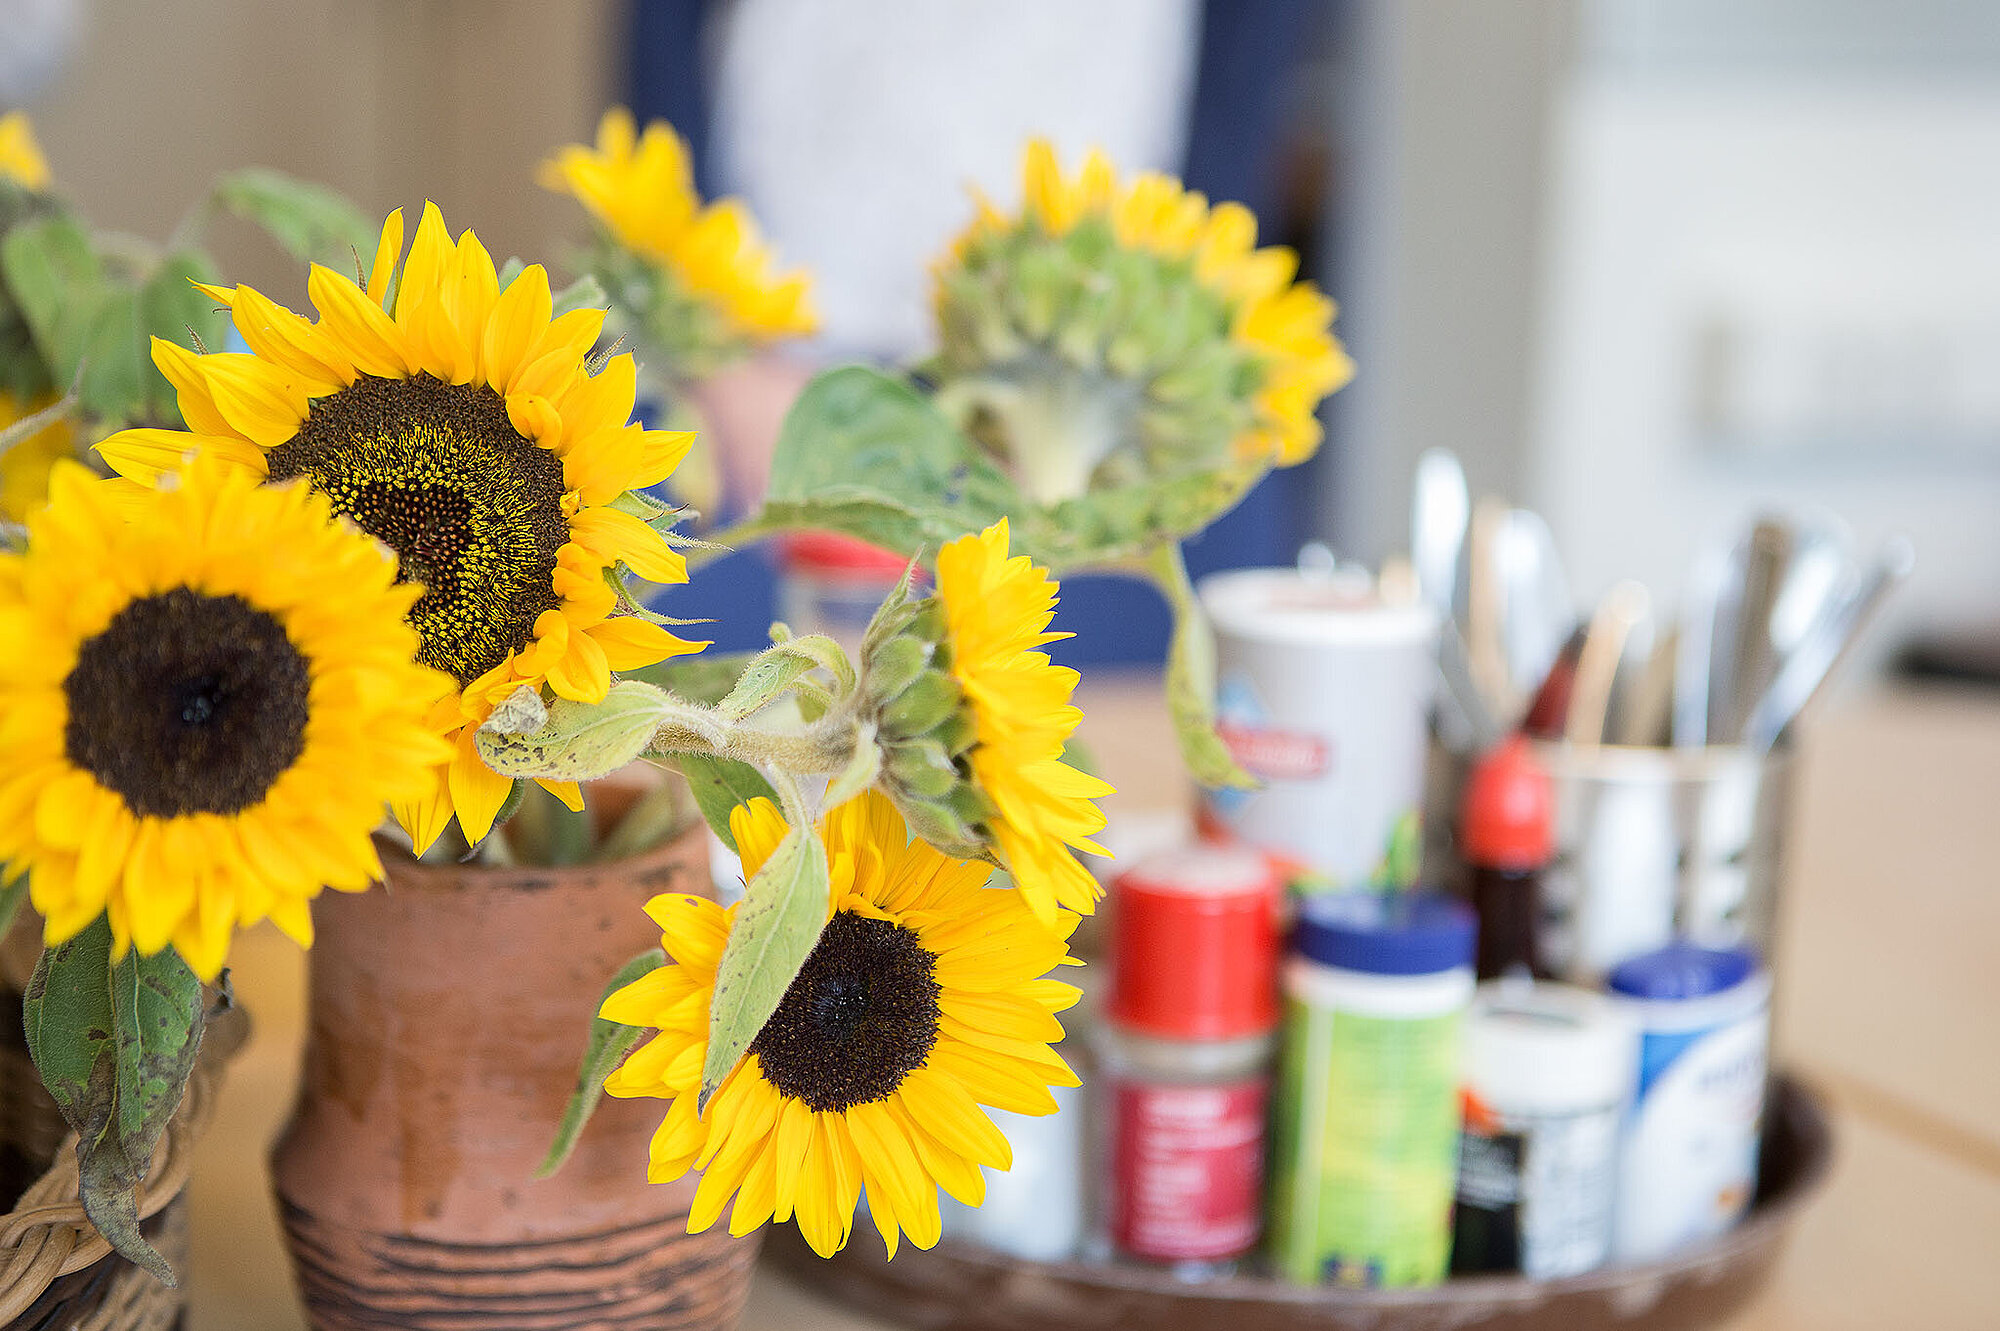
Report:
1532,742,1794,982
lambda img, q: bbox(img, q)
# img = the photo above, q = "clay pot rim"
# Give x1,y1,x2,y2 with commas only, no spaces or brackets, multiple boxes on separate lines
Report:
368,820,707,896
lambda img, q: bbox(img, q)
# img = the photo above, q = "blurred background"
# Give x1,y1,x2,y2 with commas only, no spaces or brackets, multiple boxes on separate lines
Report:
4,0,1996,1326
14,0,1999,674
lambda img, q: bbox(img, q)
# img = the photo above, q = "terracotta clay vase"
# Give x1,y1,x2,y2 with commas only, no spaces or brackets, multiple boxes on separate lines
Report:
271,813,759,1331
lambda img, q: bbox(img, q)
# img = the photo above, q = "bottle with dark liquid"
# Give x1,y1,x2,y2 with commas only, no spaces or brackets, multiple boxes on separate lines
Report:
1459,734,1555,980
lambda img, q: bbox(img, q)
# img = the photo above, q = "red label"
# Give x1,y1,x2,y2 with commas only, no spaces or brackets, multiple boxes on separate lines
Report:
1215,721,1331,781
1109,1075,1269,1260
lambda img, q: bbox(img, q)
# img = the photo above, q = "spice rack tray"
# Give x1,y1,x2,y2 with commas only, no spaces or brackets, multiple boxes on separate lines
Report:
767,1072,1831,1331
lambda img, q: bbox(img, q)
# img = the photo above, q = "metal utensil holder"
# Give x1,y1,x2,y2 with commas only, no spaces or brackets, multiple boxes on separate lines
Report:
1532,741,1793,983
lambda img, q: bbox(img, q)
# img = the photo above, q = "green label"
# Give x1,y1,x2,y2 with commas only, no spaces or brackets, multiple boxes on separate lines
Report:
1269,996,1462,1287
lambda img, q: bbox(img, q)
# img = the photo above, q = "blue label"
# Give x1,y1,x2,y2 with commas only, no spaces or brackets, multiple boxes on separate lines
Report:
1634,1028,1702,1099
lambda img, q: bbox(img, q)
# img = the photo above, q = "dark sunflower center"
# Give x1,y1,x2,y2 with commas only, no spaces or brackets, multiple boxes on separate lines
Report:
63,588,311,818
265,373,568,686
750,912,942,1113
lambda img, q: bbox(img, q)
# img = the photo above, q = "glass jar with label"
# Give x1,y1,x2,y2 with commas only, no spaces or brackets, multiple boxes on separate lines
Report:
1095,844,1283,1276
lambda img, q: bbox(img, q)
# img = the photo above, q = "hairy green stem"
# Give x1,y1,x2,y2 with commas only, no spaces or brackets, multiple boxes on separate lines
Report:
649,703,860,777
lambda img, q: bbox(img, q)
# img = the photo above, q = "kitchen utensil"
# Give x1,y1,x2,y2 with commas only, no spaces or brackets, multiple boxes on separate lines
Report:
1566,581,1651,746
1497,508,1573,720
1744,537,1914,754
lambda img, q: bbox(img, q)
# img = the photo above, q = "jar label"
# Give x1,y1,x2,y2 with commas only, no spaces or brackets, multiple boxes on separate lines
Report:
1109,1075,1269,1261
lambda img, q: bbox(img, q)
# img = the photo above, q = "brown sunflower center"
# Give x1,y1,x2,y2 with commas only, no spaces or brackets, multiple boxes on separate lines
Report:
63,588,311,818
750,911,942,1113
265,372,568,686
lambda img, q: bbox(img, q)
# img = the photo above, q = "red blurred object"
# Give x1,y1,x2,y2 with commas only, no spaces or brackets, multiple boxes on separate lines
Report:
1110,844,1283,1041
779,530,913,576
1461,734,1555,870
1521,626,1584,738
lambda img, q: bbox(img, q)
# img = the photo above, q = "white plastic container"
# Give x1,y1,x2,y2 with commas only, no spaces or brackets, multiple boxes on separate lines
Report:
938,1081,1084,1261
1452,980,1636,1279
1607,945,1770,1262
1199,568,1436,890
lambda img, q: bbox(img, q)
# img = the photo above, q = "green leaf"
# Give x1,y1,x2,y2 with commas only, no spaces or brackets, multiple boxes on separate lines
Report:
717,645,818,721
671,753,778,853
2,211,111,390
110,947,204,1169
765,632,857,695
759,366,1014,558
537,948,665,1178
700,822,830,1107
24,917,203,1286
551,273,609,319
0,870,26,940
476,680,671,782
1149,542,1254,790
210,168,375,266
822,720,881,811
75,287,146,425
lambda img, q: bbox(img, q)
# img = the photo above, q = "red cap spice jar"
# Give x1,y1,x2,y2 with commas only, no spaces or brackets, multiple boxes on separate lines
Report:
1097,844,1283,1273
1110,844,1283,1039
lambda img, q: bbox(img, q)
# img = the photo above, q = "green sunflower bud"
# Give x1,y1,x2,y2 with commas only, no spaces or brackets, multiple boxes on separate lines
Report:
930,212,1278,512
856,588,994,863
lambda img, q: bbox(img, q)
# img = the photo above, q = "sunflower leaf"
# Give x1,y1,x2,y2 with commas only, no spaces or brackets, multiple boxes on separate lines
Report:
756,365,1014,558
210,168,375,267
476,681,670,782
700,822,829,1110
537,947,665,1179
1148,541,1254,790
2,211,111,397
0,870,26,940
671,753,778,853
23,916,203,1286
75,287,147,427
550,273,609,319
716,644,819,721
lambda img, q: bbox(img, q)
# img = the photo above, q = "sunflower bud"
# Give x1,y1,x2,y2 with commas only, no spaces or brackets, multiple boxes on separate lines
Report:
855,588,993,861
925,140,1354,520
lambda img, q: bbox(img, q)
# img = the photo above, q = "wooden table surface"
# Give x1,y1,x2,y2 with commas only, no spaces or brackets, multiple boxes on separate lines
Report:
183,680,2000,1331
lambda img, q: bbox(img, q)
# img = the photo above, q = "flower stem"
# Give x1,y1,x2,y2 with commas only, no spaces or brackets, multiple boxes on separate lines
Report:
648,699,860,776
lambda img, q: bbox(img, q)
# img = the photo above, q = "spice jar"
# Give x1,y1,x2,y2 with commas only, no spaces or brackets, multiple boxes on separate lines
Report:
1097,844,1282,1273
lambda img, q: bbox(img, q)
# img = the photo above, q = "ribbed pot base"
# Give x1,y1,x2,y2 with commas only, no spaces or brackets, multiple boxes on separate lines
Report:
279,1198,760,1331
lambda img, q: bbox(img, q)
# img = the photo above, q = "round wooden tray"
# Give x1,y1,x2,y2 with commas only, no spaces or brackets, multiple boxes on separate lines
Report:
769,1073,1833,1331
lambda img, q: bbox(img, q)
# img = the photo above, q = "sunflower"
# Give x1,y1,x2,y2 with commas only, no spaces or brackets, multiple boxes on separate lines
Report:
602,789,1081,1258
0,390,75,523
0,112,49,192
541,108,816,355
0,458,450,978
95,203,706,851
934,519,1110,926
931,139,1353,504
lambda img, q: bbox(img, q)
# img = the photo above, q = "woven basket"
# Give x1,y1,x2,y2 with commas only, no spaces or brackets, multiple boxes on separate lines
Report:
0,997,246,1328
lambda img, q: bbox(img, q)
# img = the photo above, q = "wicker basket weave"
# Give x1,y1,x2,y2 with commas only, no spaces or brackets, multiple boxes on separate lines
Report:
0,995,245,1328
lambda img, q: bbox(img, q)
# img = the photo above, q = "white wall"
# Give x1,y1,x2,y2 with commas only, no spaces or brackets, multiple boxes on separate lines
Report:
1530,74,2000,649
